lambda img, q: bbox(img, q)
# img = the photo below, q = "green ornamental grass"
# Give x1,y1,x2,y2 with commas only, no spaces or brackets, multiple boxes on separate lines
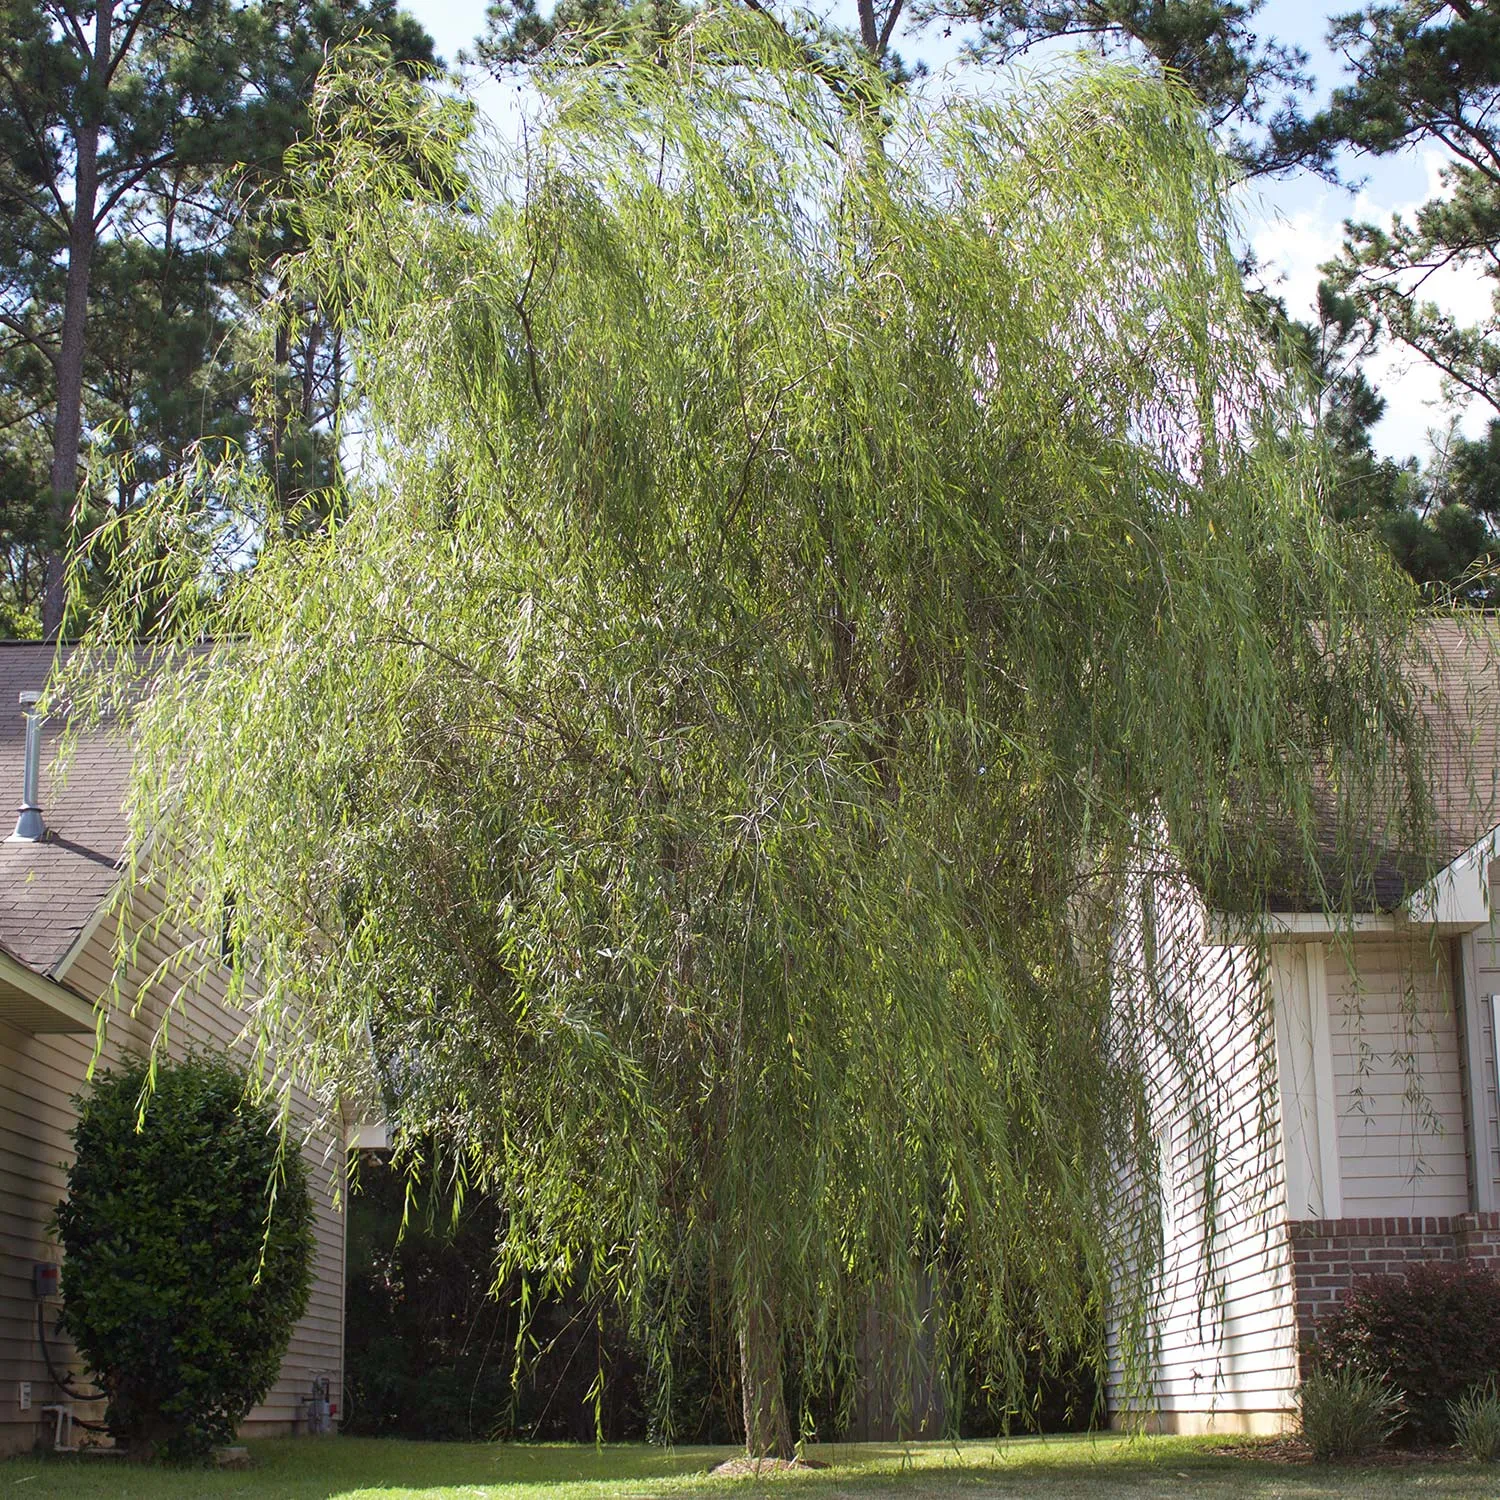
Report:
1298,1365,1401,1462
1451,1380,1500,1462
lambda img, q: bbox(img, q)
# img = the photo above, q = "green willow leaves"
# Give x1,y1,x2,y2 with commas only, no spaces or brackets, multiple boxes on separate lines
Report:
63,19,1440,1453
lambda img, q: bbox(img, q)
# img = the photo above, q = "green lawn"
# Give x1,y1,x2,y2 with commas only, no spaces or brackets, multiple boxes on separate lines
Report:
2,1435,1497,1500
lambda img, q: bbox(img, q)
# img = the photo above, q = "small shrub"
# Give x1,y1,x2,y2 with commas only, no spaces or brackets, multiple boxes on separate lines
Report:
55,1055,315,1461
1316,1262,1500,1444
1297,1365,1400,1461
1451,1381,1500,1462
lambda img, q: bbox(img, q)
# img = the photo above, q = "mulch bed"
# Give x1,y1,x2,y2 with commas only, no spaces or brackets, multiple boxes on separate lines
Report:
709,1457,830,1478
1205,1437,1461,1466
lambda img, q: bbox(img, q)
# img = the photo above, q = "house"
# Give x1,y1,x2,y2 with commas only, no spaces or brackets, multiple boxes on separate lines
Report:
0,641,347,1455
1107,618,1500,1434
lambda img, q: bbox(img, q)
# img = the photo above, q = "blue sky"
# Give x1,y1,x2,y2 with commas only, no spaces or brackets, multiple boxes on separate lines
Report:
404,0,1486,462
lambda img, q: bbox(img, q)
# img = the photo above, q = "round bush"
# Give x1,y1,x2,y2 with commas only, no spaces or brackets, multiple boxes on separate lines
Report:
55,1054,315,1460
1316,1262,1500,1444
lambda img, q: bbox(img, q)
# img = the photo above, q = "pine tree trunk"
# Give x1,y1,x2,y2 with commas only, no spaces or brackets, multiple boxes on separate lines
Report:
737,1286,793,1460
41,1,110,639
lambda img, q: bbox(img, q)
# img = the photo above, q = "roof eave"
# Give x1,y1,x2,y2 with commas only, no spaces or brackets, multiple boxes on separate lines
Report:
1205,822,1500,947
0,945,96,1033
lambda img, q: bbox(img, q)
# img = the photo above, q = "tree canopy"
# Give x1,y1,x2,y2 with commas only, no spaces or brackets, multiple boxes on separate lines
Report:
927,0,1500,594
0,0,434,635
66,25,1440,1454
921,0,1313,176
1316,0,1500,577
5,0,1496,627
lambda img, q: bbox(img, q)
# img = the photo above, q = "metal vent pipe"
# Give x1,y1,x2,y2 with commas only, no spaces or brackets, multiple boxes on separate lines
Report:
13,691,45,841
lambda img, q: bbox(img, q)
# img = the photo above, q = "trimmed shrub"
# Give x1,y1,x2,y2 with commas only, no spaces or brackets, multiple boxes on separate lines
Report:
1452,1381,1500,1462
1316,1262,1500,1444
56,1055,315,1460
1297,1365,1401,1461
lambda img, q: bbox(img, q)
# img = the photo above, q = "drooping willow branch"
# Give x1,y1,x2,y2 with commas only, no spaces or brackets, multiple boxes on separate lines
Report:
60,16,1449,1455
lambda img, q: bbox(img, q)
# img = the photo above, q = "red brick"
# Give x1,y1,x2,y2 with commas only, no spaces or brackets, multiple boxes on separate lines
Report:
1283,1213,1500,1347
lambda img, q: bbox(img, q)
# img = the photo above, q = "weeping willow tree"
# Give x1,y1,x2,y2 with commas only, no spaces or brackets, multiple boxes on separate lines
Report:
62,17,1439,1456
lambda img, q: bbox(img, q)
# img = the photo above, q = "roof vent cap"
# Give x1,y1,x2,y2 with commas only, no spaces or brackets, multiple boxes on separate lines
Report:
11,691,46,842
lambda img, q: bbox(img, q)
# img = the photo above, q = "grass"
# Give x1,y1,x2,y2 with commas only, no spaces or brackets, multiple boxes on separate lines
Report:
1,1433,1497,1500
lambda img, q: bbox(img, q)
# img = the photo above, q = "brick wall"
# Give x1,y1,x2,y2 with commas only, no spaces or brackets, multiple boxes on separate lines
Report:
1289,1214,1500,1358
1456,1214,1500,1268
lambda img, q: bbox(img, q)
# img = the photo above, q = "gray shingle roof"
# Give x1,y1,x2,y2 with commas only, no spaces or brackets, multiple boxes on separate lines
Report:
1302,618,1500,912
1180,618,1500,914
0,642,127,976
1412,617,1500,862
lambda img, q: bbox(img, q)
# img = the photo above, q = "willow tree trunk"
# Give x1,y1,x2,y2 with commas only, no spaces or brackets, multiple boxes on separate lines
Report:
738,1287,794,1460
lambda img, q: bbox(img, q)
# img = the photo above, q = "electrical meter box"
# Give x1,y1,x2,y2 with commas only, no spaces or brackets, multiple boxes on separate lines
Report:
32,1263,59,1299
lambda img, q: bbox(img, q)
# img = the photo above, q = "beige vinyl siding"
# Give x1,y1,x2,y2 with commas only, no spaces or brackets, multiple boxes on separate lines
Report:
0,1017,87,1411
1469,912,1500,1196
1106,862,1298,1428
0,879,344,1454
1324,940,1468,1218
